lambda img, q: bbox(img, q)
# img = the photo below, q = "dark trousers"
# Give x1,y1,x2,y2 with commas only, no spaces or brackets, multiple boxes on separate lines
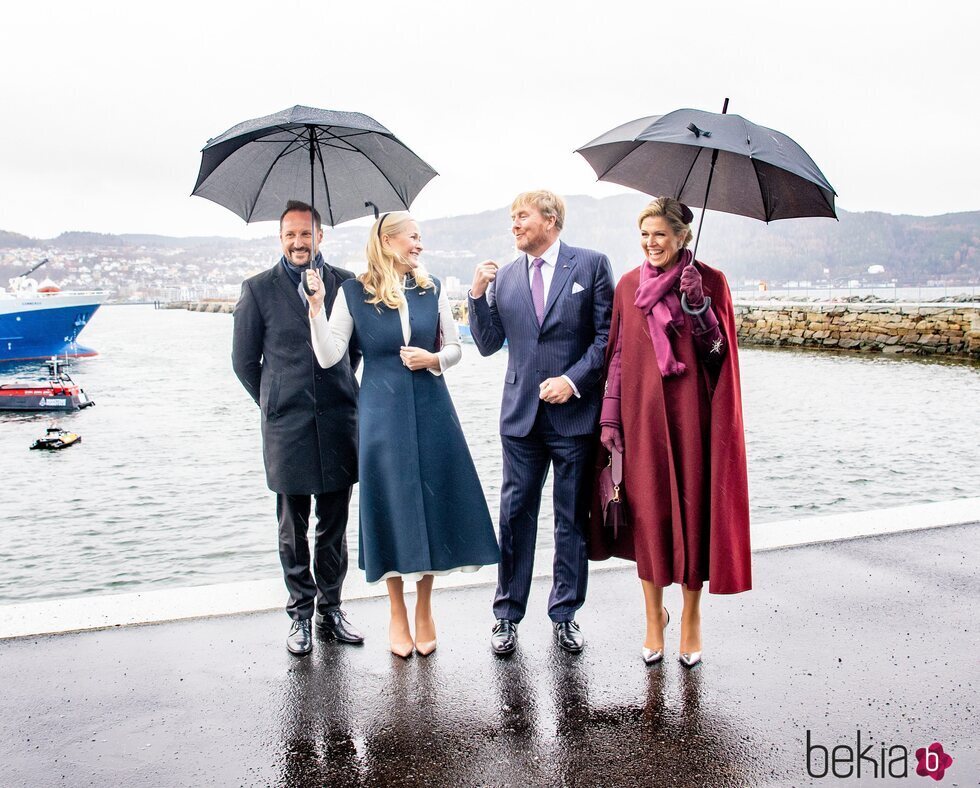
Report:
277,488,352,621
494,407,592,623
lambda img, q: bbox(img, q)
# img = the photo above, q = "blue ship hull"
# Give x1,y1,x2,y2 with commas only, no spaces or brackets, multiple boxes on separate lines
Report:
0,302,102,362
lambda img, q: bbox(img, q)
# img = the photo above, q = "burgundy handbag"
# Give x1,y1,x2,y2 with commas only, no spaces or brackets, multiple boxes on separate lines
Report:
598,449,628,538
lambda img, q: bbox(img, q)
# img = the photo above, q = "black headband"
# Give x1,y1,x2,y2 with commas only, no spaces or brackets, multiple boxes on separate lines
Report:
377,213,391,240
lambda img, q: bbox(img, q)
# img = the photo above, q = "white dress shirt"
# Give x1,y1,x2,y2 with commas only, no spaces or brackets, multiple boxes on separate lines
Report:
525,236,562,303
310,280,462,375
467,238,580,398
527,238,579,399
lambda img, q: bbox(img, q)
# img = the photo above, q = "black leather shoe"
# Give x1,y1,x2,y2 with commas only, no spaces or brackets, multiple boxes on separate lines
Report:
554,620,585,653
314,609,365,644
286,618,313,656
490,619,518,655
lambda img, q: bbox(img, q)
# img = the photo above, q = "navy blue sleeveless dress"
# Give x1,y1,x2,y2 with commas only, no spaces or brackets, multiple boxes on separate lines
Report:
343,277,500,583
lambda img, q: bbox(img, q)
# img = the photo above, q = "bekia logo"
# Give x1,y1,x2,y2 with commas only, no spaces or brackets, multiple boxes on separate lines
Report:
915,743,953,782
806,730,954,780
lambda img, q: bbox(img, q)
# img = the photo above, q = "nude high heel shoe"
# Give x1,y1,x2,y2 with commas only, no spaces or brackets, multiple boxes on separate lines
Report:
641,607,670,665
389,640,414,659
389,617,414,659
415,639,437,657
415,615,437,657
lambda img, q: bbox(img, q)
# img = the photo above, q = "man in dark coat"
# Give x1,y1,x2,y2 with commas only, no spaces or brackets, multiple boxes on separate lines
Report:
468,190,613,655
232,200,363,656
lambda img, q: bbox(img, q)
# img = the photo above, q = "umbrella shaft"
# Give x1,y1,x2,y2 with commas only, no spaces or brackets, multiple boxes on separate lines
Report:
691,147,719,263
691,98,728,262
309,126,316,255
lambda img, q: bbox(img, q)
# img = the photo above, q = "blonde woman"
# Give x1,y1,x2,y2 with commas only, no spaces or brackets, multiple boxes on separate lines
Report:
306,212,499,658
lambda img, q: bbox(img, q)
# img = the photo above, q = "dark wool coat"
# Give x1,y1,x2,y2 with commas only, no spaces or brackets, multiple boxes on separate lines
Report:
232,262,359,495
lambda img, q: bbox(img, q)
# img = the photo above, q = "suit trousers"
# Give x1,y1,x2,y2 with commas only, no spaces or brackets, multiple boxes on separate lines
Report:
277,488,352,621
494,406,592,623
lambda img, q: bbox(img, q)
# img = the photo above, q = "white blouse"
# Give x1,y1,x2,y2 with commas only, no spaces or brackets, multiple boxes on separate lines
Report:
310,282,462,375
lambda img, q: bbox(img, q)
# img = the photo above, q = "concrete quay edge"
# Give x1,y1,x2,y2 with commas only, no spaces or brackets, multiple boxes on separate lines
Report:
732,299,980,309
1,497,977,641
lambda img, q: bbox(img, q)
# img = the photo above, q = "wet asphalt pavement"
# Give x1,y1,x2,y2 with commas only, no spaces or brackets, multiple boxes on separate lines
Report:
1,523,977,787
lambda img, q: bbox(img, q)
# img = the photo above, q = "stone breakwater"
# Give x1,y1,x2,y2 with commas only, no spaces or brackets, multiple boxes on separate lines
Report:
734,301,980,359
166,299,980,359
163,300,234,314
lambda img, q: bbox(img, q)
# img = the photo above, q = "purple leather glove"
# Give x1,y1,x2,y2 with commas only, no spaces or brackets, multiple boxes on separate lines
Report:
680,264,705,308
600,425,624,454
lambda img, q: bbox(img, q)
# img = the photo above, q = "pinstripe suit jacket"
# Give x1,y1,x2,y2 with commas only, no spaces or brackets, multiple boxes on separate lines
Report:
468,241,614,437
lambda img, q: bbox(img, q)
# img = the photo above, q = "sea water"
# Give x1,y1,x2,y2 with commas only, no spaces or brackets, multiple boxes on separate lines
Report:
0,306,978,603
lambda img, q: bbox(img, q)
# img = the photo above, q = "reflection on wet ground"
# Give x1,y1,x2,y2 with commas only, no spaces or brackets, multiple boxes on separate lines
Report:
271,642,767,788
1,523,977,786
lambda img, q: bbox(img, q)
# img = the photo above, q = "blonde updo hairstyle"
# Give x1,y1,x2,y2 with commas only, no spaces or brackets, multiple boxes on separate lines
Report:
638,197,694,248
361,211,433,309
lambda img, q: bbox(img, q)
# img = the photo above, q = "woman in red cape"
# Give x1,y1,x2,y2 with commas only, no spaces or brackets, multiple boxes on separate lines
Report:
589,197,751,669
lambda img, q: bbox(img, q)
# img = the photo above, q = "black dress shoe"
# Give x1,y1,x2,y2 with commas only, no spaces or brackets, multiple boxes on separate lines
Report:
490,619,518,655
554,620,585,653
286,618,313,656
314,609,365,644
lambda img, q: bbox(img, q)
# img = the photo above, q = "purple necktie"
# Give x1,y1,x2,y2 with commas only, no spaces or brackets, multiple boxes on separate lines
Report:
531,257,545,325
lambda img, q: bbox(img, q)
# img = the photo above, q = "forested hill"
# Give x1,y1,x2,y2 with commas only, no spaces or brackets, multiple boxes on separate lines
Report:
402,195,979,285
2,195,977,286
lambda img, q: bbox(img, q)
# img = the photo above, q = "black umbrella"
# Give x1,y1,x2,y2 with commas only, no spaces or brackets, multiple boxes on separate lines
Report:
576,99,836,262
192,105,437,228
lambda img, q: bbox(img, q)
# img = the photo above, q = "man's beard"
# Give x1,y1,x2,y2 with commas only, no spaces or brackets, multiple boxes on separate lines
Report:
287,248,313,266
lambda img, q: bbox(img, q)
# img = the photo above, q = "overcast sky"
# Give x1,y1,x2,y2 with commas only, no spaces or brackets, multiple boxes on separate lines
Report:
1,0,977,239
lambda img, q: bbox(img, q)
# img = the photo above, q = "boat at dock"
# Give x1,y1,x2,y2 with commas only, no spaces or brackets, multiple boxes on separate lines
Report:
0,259,109,362
0,357,95,411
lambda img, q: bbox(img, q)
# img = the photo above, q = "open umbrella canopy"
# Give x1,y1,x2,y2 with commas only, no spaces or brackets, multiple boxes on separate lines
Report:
576,108,836,222
192,105,438,227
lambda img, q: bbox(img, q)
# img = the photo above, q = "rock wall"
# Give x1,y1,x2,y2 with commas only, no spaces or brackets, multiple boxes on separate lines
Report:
163,301,234,314
734,302,980,359
166,299,980,360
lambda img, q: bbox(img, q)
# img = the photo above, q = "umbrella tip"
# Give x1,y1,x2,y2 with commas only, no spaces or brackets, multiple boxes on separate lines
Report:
722,97,730,114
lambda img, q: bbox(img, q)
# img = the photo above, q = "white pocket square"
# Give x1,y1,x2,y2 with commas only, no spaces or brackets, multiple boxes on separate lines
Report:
571,282,585,294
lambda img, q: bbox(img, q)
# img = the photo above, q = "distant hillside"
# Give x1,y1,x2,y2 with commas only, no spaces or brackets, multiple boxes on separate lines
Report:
2,195,977,286
318,195,980,285
0,230,36,248
47,231,261,250
685,207,979,285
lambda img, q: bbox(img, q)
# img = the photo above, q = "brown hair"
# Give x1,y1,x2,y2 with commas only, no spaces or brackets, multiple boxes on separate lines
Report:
279,200,322,232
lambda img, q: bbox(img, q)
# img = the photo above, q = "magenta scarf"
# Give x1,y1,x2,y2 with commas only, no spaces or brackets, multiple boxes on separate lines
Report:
634,248,692,377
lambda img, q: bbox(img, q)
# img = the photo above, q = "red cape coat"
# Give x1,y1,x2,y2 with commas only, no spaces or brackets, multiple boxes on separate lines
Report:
588,261,751,594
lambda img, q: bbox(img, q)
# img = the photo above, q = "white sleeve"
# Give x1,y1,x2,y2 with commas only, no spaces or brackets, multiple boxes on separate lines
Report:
431,286,462,376
309,288,353,369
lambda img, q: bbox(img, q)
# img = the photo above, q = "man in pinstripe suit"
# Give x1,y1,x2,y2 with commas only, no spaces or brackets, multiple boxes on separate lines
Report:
468,190,614,655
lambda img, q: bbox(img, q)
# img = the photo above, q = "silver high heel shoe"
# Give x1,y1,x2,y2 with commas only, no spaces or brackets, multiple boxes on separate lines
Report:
641,607,670,665
679,650,702,669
